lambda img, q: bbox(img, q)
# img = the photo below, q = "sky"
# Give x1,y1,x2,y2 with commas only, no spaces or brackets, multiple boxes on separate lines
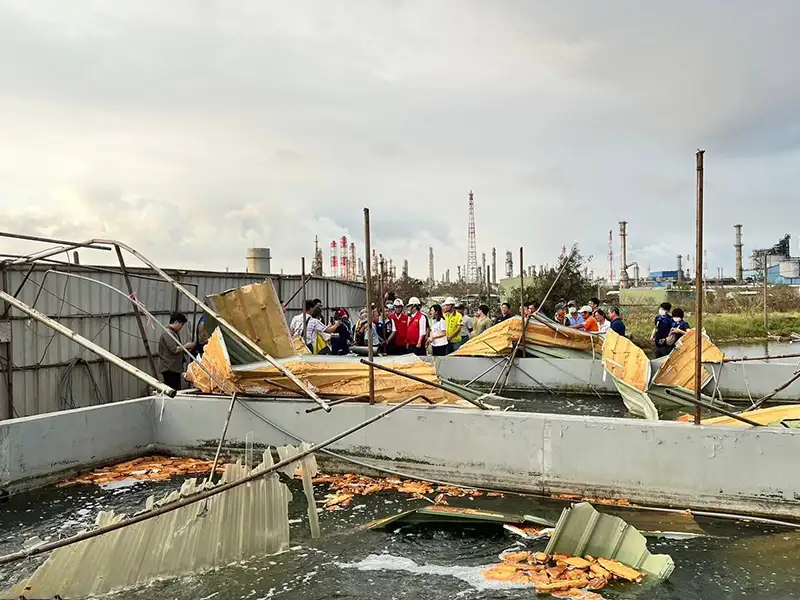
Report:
2,0,800,280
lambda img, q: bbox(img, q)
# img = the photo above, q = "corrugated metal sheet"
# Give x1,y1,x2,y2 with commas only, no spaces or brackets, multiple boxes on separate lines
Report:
0,264,365,418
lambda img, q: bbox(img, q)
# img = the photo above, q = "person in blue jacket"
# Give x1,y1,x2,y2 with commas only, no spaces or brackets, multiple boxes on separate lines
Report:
608,307,626,337
651,302,673,357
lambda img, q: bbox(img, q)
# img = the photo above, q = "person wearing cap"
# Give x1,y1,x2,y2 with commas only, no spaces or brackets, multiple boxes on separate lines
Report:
330,308,352,355
567,300,584,327
406,296,428,355
572,305,598,332
442,297,463,353
473,304,492,336
387,298,410,354
456,301,473,341
554,303,570,327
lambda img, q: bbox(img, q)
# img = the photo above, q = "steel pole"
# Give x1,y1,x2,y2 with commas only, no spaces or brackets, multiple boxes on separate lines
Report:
694,150,705,425
764,254,769,332
0,289,175,397
301,257,308,346
115,246,159,378
364,208,375,403
519,247,526,358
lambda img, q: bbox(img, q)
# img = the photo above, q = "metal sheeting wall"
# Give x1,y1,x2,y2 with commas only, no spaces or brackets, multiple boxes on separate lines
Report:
0,265,365,419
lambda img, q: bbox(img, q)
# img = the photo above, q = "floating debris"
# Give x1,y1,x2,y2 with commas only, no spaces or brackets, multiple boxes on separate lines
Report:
312,473,498,502
482,549,642,595
551,493,632,506
546,502,674,580
57,456,218,486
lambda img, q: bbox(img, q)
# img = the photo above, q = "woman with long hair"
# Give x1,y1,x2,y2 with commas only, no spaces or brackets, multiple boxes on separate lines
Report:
427,304,449,356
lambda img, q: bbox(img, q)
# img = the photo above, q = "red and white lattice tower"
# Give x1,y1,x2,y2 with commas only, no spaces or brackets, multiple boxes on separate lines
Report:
330,240,338,278
340,236,348,281
466,190,478,283
607,230,616,283
349,242,356,280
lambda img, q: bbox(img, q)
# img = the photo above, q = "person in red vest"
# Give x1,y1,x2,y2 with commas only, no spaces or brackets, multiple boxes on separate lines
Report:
406,296,428,356
387,298,410,354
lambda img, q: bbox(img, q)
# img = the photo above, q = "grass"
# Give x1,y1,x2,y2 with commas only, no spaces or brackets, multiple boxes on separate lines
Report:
621,307,800,349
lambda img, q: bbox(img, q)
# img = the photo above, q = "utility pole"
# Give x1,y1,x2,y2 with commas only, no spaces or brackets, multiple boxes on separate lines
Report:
363,209,374,403
694,150,705,425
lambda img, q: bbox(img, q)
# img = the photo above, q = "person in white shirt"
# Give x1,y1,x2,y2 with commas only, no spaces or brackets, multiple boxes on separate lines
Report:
291,300,338,352
595,308,611,334
427,304,449,356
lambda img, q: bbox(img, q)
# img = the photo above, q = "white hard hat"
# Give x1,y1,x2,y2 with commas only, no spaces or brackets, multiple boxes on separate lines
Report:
444,297,457,306
579,305,592,313
393,298,404,306
408,296,421,306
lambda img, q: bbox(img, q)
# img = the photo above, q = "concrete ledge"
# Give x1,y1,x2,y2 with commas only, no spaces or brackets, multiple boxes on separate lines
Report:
0,397,155,494
155,396,800,520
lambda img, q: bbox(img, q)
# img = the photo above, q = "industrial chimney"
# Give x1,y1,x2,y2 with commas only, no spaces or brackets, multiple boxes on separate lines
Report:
619,221,630,289
246,248,272,274
491,248,497,284
734,224,743,283
676,254,683,283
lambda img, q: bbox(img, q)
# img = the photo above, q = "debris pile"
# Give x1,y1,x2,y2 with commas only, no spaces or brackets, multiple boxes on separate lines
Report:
312,473,502,509
482,550,643,596
57,456,218,486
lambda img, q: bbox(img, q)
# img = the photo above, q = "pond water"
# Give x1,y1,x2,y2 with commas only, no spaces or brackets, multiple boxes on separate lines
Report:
2,477,799,599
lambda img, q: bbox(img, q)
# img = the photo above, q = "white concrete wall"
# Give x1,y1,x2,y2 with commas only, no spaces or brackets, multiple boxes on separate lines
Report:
435,356,617,394
156,396,800,519
0,397,155,493
710,361,800,400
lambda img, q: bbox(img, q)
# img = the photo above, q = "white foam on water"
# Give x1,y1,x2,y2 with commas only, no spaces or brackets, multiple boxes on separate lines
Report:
336,553,531,591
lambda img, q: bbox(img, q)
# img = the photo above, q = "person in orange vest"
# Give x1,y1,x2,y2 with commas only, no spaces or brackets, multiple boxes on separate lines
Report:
406,297,428,356
387,298,410,354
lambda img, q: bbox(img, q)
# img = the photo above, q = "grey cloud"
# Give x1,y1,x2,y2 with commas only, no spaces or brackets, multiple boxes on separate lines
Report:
1,0,800,279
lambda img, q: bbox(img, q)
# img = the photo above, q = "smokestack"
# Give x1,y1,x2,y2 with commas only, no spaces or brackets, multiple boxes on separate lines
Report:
505,250,513,277
491,248,497,284
633,263,640,286
734,224,743,283
246,247,272,274
677,254,683,283
619,221,629,289
481,252,487,285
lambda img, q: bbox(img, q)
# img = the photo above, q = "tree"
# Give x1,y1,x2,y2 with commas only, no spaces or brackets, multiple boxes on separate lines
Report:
504,246,596,315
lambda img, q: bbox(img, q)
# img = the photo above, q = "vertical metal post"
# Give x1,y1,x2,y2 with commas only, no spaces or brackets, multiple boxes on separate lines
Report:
0,265,12,420
763,255,769,332
694,150,705,425
363,208,375,404
519,247,526,358
301,258,307,346
378,257,385,352
115,246,159,378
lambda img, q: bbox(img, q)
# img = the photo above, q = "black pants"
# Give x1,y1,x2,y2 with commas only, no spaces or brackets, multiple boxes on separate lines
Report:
410,345,426,356
162,371,182,391
654,343,671,358
432,345,448,356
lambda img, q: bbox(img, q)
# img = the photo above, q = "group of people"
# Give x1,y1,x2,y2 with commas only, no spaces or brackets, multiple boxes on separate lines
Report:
156,293,688,389
650,302,690,357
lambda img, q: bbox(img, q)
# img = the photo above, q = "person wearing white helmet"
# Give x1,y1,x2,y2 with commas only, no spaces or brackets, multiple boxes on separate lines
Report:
442,296,463,354
387,298,410,354
571,305,598,333
406,296,428,355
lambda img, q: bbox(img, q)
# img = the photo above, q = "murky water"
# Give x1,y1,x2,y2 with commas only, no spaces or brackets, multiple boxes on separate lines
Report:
2,477,799,599
720,341,799,358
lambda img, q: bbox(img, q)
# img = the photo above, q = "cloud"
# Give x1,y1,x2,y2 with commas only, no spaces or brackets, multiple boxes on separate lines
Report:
2,0,800,281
